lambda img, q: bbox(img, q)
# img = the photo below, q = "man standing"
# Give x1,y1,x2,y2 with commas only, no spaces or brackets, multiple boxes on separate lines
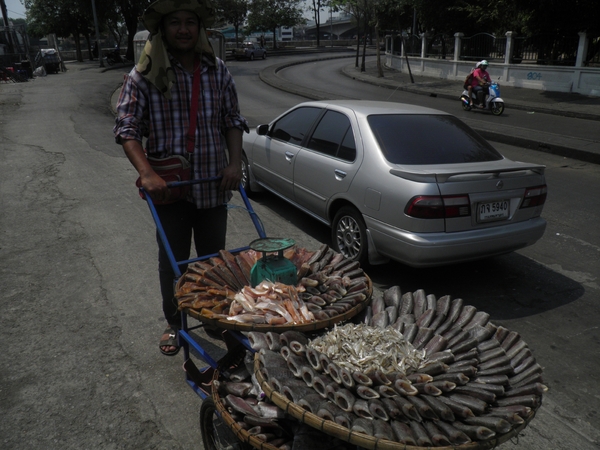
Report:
113,0,248,355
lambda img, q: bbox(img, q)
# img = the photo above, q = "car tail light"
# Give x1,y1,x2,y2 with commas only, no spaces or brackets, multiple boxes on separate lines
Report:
520,185,547,208
405,195,471,219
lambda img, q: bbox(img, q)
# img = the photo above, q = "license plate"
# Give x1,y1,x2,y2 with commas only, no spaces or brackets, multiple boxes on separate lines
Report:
478,200,509,222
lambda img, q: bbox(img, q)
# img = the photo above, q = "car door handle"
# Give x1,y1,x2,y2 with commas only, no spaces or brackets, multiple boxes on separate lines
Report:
285,152,295,162
334,169,347,180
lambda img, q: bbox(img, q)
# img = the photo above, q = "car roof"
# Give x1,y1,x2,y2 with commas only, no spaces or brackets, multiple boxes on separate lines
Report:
297,100,450,116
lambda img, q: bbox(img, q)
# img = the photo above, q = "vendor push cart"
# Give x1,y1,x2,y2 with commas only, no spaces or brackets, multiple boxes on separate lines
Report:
141,179,540,450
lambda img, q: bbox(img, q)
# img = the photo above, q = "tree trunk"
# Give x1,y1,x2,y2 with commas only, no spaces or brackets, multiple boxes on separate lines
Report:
272,28,277,49
355,32,360,67
74,31,84,62
360,16,367,72
375,25,383,77
85,33,93,61
125,14,138,62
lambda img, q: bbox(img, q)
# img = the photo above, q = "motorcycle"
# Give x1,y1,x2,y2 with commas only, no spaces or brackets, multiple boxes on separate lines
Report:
461,80,505,116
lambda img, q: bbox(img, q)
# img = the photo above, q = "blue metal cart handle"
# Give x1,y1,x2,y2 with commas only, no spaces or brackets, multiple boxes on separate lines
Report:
140,177,266,278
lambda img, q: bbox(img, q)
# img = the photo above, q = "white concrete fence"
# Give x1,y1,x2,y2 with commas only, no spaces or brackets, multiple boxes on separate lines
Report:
385,32,600,96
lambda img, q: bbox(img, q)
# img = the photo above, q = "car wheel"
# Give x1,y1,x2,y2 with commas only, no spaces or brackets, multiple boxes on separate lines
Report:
241,153,252,195
491,101,505,116
250,53,254,61
262,52,267,60
332,206,368,266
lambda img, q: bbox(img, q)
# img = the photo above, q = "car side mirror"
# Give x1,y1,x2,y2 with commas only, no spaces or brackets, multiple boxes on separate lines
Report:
257,124,269,136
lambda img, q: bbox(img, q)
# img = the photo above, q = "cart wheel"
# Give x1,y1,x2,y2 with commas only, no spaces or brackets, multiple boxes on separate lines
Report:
200,397,249,450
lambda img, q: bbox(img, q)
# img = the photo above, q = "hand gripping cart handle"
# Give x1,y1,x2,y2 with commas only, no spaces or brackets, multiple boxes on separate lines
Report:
140,177,267,399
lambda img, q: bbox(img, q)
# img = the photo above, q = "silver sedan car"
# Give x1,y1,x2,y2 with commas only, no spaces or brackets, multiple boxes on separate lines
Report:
241,101,547,267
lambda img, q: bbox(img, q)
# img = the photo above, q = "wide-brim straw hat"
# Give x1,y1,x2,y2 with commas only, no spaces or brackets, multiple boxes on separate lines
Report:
142,0,216,33
136,0,218,98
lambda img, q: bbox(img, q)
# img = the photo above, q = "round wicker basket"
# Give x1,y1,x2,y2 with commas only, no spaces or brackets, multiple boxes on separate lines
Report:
178,274,372,332
254,353,537,450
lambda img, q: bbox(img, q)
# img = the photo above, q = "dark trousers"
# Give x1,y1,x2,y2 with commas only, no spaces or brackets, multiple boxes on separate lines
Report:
474,85,489,103
155,201,227,328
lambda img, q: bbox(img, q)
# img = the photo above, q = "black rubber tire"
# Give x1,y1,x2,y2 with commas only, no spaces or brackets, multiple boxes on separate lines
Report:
200,397,250,450
491,101,505,116
200,397,219,450
250,53,254,61
331,206,368,266
241,153,251,195
262,52,267,59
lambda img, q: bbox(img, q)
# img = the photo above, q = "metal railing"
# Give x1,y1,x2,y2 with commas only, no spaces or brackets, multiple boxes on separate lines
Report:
460,33,506,62
512,34,580,66
426,34,454,59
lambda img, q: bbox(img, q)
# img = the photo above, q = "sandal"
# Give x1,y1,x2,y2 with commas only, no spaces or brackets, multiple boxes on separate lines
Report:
159,326,180,356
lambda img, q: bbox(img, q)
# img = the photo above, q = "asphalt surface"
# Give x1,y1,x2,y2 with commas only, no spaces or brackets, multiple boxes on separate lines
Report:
257,55,600,165
105,51,600,165
2,56,597,449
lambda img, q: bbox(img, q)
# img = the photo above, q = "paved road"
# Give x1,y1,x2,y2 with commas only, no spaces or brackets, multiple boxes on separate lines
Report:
1,55,598,450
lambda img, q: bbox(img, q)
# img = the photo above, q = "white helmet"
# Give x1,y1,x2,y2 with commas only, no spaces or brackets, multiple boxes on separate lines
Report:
480,60,489,67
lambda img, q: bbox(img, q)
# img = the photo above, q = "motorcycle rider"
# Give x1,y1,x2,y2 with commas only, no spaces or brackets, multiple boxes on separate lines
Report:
471,60,491,108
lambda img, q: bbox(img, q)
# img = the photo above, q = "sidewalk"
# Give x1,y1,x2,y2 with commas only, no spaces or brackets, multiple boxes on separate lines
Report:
346,59,600,121
341,60,600,165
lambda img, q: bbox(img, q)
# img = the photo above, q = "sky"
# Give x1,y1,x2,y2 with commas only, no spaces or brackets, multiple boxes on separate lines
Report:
5,0,27,19
2,0,334,24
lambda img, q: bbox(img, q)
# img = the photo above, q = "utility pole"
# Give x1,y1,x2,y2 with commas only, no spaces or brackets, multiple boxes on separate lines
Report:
91,0,104,67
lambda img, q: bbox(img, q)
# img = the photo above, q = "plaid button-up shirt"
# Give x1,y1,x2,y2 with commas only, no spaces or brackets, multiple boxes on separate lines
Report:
114,54,248,208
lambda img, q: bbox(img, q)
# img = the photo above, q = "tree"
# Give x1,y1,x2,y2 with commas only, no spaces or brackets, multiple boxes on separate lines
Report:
247,0,305,49
307,0,326,46
25,0,99,62
331,0,365,68
111,0,151,62
217,0,248,46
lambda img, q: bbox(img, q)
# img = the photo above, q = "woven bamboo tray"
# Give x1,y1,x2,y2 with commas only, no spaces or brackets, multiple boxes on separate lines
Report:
211,370,282,450
179,275,372,332
254,354,537,450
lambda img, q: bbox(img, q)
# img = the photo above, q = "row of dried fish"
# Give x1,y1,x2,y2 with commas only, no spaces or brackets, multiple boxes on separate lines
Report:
215,350,354,450
176,245,370,325
251,287,546,447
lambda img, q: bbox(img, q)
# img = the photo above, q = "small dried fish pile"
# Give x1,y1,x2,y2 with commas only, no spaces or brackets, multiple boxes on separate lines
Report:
253,286,546,448
176,244,370,326
216,348,354,449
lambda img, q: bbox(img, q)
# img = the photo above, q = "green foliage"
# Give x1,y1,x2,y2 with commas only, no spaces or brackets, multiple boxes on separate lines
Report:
247,0,305,34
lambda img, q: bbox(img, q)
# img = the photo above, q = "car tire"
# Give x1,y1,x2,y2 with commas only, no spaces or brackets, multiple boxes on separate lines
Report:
241,153,252,195
262,52,267,60
332,206,368,266
250,53,254,61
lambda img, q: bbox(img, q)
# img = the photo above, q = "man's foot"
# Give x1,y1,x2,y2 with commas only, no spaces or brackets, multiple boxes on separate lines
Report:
159,326,180,356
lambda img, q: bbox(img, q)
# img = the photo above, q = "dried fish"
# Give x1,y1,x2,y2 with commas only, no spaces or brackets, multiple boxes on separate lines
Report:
373,418,395,440
352,399,373,419
390,421,417,445
307,323,425,376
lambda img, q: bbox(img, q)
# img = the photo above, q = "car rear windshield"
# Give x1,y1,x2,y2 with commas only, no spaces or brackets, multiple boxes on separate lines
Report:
367,114,504,164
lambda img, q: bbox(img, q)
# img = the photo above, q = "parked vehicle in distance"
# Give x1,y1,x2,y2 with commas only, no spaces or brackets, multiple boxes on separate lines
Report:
241,100,548,267
35,49,62,74
233,42,267,61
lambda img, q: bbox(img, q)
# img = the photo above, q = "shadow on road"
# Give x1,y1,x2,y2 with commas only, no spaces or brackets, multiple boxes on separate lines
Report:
249,191,583,323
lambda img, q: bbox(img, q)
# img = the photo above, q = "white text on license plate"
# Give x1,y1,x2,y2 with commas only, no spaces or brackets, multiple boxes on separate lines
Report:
478,200,509,222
